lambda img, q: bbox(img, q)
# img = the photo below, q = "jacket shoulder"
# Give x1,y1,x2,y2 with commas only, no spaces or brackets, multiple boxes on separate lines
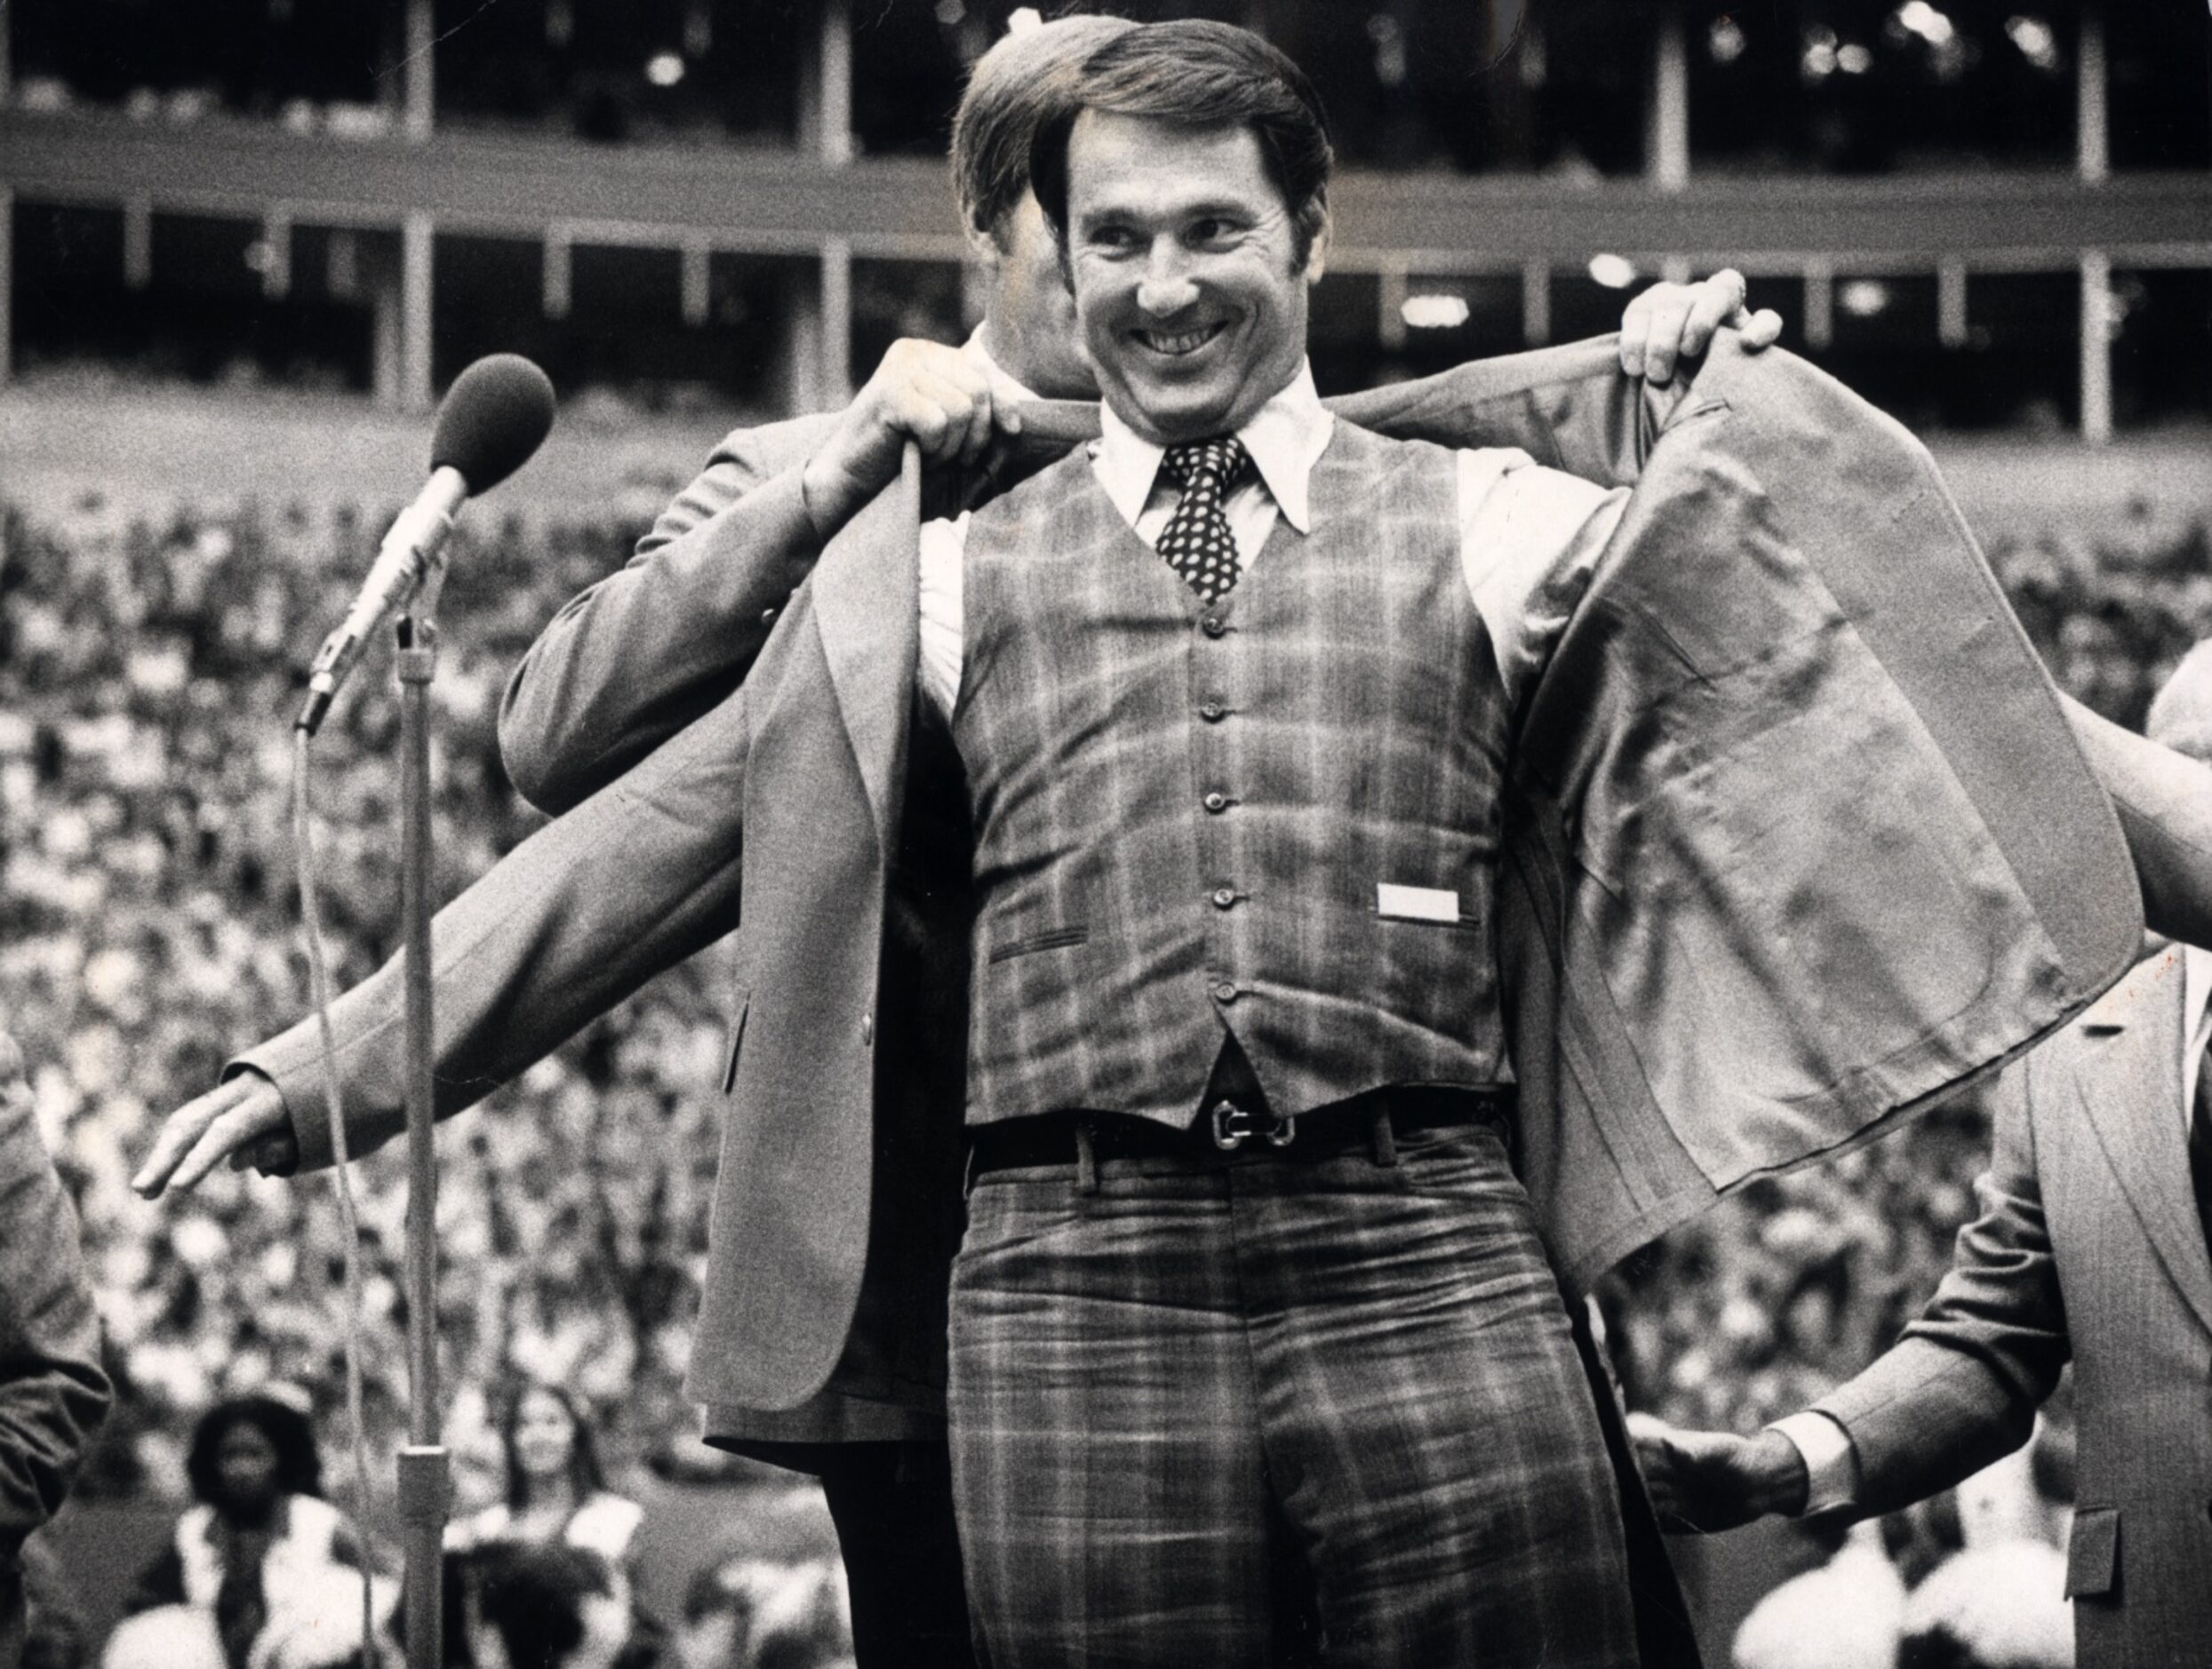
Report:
706,411,838,483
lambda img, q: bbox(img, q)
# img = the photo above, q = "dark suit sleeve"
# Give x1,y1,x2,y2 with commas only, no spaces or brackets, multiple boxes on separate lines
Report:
1810,1064,2071,1516
499,428,825,816
240,672,755,1173
0,1086,112,1564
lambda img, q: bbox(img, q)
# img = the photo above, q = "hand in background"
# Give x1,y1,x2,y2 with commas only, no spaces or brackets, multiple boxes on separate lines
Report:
1618,268,1785,384
1627,1411,1809,1533
130,1073,297,1199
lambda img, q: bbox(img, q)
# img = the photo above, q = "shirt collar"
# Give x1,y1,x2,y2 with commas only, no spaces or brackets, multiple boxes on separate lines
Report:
1092,360,1334,534
2186,943,2212,1050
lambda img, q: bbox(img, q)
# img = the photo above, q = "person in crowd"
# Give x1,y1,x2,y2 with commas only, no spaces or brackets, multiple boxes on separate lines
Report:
128,12,1773,1665
467,1542,635,1669
1633,640,2212,1666
0,1032,110,1669
124,1389,379,1669
450,1382,644,1573
1728,1520,1906,1669
447,1381,662,1669
671,1562,756,1669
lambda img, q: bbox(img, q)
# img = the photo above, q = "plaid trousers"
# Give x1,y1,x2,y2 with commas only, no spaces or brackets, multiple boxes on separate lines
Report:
946,1119,1636,1668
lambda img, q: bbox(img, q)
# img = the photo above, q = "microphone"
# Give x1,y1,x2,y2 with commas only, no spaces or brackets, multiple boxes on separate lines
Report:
296,355,556,735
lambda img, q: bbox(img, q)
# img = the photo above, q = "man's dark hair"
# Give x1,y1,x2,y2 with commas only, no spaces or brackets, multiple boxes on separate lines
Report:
469,1543,614,1669
1029,19,1334,270
184,1392,323,1508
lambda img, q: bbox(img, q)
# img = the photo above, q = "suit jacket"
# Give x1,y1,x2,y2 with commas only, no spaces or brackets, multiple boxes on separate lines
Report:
241,335,2137,1407
1817,948,2212,1669
0,1062,112,1654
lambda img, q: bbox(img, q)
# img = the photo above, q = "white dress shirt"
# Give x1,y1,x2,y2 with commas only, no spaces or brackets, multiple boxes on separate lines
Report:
1777,940,2212,1513
915,359,1629,718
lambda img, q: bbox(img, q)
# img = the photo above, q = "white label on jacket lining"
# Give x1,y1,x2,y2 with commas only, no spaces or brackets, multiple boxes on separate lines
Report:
1377,883,1461,922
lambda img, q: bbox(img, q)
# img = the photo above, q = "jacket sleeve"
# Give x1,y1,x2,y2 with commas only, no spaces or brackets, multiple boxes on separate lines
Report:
1809,1063,2070,1517
0,1081,112,1564
499,426,827,816
237,670,756,1173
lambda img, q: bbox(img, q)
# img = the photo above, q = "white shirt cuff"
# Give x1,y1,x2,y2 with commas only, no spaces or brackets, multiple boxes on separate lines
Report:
1769,1410,1862,1515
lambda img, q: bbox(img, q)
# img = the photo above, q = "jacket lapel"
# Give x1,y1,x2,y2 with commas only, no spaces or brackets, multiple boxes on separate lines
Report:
808,445,922,854
2072,952,2212,1337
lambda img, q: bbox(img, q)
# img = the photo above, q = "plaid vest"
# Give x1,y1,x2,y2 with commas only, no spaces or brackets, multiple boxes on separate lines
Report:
954,420,1512,1129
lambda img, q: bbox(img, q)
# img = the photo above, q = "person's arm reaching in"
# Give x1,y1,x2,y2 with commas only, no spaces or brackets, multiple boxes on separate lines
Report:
502,339,1007,815
0,1035,112,1575
136,346,1003,1196
1632,1061,2068,1532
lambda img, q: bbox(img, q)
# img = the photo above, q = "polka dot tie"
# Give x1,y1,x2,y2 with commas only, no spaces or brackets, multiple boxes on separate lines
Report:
1155,436,1252,605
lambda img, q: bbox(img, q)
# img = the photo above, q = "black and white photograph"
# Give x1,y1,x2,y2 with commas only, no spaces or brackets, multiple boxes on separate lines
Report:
3,3,2210,1665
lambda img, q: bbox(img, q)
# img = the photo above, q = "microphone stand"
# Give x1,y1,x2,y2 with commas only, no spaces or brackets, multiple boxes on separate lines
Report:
395,563,451,1669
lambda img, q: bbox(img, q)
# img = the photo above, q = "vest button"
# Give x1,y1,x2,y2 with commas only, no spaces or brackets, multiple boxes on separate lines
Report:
1202,791,1228,814
1199,701,1226,723
1200,615,1227,637
1211,980,1240,1003
761,606,779,625
1211,887,1237,910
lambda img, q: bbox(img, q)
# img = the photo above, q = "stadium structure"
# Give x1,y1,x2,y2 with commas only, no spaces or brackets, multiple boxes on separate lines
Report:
2,0,2206,448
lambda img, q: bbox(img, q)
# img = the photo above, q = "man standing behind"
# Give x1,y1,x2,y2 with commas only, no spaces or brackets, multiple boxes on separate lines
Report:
132,16,1766,1666
0,1032,111,1669
1633,645,2212,1669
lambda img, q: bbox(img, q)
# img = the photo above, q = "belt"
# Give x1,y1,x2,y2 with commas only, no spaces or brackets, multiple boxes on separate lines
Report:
967,1086,1510,1178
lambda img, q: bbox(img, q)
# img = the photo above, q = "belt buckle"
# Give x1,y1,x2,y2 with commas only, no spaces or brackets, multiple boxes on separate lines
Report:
1210,1100,1297,1151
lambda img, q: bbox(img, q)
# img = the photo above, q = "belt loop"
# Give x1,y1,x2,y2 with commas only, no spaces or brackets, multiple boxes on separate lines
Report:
1370,1107,1399,1169
1075,1118,1099,1194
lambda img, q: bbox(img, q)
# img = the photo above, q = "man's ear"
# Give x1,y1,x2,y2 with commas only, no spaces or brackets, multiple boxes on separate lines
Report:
964,219,1005,276
1302,210,1330,286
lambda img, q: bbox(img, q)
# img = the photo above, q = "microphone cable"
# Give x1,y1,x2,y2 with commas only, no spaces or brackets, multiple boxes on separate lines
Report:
291,724,381,1669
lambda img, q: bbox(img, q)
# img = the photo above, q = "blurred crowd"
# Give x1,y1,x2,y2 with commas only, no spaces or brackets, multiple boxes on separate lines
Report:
2,476,2208,1661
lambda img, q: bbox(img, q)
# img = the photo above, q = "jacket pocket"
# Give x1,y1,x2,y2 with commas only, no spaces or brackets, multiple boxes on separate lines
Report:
986,925,1089,965
2064,1505,2119,1599
719,989,752,1094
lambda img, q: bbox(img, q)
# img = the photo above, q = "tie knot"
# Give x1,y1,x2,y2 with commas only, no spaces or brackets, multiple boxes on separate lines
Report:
1162,436,1250,491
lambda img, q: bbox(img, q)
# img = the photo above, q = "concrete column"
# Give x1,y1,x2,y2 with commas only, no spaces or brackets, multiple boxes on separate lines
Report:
542,227,572,320
1936,258,1968,349
800,0,854,165
124,196,152,290
261,205,293,300
2078,6,2107,185
681,236,712,328
819,238,852,403
1378,264,1408,355
1803,258,1833,351
2080,248,2112,443
1521,257,1550,347
1648,7,1690,193
782,260,825,416
406,0,435,140
402,211,435,412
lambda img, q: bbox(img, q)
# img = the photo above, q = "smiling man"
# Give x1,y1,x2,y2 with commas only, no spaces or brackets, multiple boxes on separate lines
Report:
924,24,1652,1666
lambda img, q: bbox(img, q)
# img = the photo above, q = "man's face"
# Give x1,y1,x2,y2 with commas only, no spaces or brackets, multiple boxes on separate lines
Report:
976,191,1098,400
1064,108,1322,445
